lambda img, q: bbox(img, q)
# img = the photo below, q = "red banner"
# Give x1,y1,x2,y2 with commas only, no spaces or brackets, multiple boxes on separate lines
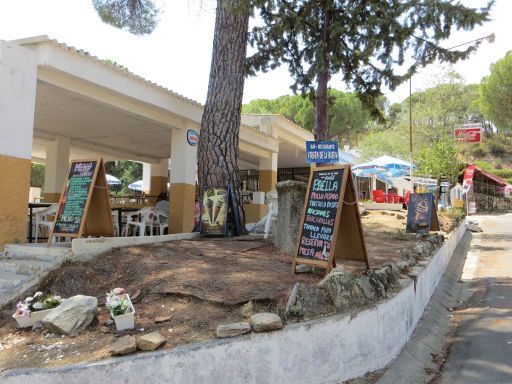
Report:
454,126,482,143
462,165,477,194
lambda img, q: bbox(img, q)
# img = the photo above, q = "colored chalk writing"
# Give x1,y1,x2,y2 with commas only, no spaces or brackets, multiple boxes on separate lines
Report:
53,161,96,234
297,168,344,261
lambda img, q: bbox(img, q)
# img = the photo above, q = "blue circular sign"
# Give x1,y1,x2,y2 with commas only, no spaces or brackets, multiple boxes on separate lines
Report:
187,129,199,146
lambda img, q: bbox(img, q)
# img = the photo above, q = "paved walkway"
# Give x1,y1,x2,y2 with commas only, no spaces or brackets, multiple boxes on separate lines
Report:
439,213,512,383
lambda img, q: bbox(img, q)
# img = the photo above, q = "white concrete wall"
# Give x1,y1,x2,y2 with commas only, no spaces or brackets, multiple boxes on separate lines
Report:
1,223,467,384
0,40,37,160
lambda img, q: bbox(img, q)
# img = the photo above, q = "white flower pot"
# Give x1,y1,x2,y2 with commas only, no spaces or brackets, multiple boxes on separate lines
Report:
13,308,53,328
111,295,135,331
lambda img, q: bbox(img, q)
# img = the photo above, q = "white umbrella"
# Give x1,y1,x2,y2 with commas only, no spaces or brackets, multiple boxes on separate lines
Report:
128,180,143,191
106,174,122,186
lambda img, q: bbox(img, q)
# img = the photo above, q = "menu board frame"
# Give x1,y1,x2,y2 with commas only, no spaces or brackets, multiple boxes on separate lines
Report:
49,158,114,242
292,165,369,274
405,193,440,233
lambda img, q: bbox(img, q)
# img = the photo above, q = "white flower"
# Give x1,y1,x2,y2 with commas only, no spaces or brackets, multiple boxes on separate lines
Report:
34,292,43,298
24,296,34,303
33,302,43,310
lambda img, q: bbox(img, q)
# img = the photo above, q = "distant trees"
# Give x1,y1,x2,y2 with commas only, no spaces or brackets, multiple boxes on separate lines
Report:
243,90,370,144
480,51,512,132
247,0,493,141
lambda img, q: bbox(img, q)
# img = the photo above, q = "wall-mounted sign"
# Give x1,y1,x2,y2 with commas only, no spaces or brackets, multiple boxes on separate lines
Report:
406,193,440,233
306,141,339,164
454,124,482,143
187,129,199,146
292,165,369,274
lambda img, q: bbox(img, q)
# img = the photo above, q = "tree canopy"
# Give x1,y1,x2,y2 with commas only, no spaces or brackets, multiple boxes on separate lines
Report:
247,0,493,140
480,51,512,132
92,0,159,35
243,89,370,143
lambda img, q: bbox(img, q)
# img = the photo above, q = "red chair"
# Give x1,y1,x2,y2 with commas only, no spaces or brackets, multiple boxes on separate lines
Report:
404,191,411,205
372,190,386,203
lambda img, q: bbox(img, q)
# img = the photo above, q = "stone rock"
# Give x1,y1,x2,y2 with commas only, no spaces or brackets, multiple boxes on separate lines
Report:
240,301,254,318
395,260,410,273
354,276,375,302
99,326,109,333
32,321,44,331
295,264,313,273
155,316,172,323
43,295,97,335
131,289,142,301
317,267,359,309
274,181,307,254
250,313,283,332
284,283,335,320
137,332,167,351
110,335,137,355
467,222,483,232
414,241,434,257
396,214,406,220
216,322,251,338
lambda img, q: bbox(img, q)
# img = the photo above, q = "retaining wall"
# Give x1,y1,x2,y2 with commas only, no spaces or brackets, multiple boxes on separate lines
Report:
1,223,467,384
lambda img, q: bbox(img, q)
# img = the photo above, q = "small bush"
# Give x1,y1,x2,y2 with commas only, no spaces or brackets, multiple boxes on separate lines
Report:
469,144,487,158
493,169,512,179
486,142,507,156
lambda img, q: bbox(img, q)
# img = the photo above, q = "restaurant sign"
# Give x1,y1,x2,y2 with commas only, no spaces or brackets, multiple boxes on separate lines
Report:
306,141,339,164
454,124,482,143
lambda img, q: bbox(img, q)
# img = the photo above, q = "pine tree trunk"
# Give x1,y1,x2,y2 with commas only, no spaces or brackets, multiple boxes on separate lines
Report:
314,7,331,142
198,0,249,234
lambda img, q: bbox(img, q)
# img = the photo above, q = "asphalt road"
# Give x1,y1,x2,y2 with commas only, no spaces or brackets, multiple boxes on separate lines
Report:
439,213,512,383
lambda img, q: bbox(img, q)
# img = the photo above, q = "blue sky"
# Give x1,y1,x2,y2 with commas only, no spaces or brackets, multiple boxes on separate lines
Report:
0,0,509,104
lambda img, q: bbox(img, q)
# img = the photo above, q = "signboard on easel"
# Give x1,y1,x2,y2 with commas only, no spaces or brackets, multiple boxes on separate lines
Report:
406,193,440,233
49,158,114,243
200,184,241,236
292,165,369,274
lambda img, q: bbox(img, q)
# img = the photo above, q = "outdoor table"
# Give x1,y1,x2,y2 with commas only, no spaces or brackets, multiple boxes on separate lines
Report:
27,202,53,243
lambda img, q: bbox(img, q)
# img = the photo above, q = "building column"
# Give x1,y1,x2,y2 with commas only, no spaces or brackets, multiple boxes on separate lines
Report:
142,163,151,194
150,159,169,200
43,135,70,202
259,152,278,193
0,41,37,248
169,124,198,233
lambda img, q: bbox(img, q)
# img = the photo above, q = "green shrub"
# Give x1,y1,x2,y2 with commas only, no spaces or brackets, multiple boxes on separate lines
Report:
486,142,507,156
493,169,512,179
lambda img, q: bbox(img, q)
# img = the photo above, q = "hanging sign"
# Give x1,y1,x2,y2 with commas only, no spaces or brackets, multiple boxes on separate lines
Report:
454,124,482,143
406,193,440,233
49,158,114,243
306,141,339,164
293,165,369,274
200,184,240,236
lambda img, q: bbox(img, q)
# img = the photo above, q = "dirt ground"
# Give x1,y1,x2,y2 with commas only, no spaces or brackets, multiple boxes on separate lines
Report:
0,210,459,371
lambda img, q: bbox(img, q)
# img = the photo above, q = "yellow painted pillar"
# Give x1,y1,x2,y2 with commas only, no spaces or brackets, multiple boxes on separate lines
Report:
0,41,37,249
169,123,198,233
43,135,70,202
149,159,169,202
259,153,278,193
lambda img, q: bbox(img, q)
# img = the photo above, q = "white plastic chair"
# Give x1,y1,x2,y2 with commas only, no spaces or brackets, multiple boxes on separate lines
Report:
124,207,161,237
34,204,59,242
111,212,120,236
157,210,169,235
264,190,279,240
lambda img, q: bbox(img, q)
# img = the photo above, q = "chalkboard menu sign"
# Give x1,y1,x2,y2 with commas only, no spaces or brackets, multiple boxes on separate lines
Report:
49,158,114,242
297,168,344,261
293,165,369,274
54,161,97,234
406,193,440,233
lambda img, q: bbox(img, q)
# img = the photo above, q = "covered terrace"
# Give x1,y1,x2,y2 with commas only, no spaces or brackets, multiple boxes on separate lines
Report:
0,36,312,249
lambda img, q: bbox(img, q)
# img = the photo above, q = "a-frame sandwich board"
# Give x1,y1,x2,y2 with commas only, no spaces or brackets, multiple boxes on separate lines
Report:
292,165,369,275
49,158,114,244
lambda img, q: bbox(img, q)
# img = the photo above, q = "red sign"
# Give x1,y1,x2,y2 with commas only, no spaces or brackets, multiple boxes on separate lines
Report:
454,126,482,143
462,165,477,194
